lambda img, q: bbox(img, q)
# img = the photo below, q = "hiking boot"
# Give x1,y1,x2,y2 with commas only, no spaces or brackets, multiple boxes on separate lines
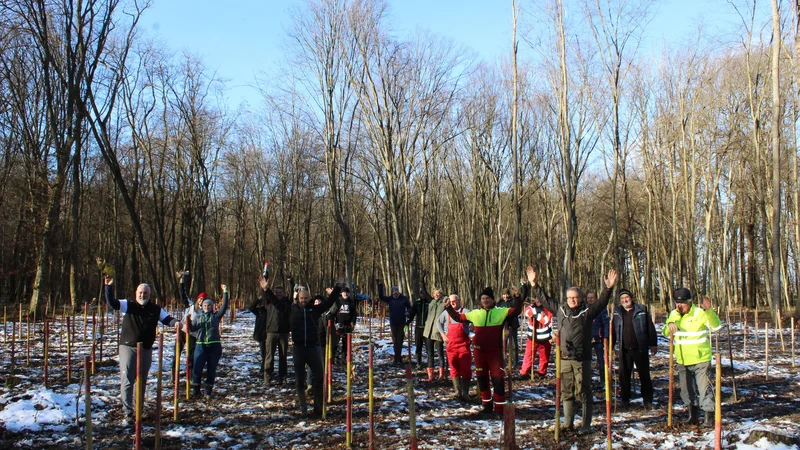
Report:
704,411,715,427
478,401,494,415
191,386,201,398
684,406,700,425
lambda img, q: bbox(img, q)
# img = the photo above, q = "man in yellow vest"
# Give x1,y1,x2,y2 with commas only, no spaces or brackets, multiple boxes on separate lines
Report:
663,288,721,427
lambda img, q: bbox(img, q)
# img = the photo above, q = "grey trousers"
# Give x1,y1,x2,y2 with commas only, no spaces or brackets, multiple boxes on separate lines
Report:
677,361,714,413
561,359,592,403
119,344,153,414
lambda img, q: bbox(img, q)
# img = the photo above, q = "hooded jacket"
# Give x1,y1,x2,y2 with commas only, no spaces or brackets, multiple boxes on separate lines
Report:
531,283,611,361
190,291,230,345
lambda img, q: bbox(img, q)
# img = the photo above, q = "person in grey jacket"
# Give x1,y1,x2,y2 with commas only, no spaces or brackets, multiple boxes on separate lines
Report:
524,266,617,434
420,288,448,381
190,284,230,398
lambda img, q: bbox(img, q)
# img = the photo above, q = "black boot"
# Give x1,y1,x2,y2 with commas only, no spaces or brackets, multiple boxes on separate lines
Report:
684,406,700,425
479,400,494,415
704,411,715,427
204,384,213,398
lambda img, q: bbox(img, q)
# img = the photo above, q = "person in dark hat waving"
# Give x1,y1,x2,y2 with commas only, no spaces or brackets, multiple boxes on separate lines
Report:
444,284,524,415
612,288,657,410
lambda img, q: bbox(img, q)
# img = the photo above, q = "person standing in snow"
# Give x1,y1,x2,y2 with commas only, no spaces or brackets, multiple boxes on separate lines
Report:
190,284,230,398
612,289,657,410
377,281,412,365
104,275,180,426
437,294,472,402
444,285,523,414
497,289,521,371
332,285,358,363
174,270,204,378
663,288,721,427
520,293,554,378
525,266,617,434
410,284,448,382
249,279,291,384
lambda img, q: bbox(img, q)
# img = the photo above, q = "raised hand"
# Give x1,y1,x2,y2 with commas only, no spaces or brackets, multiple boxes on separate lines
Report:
604,269,618,289
325,287,333,295
701,295,712,310
525,266,537,286
104,275,114,286
220,284,228,293
258,276,268,291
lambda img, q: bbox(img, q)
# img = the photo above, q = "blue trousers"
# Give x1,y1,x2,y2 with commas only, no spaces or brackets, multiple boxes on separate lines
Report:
193,342,223,387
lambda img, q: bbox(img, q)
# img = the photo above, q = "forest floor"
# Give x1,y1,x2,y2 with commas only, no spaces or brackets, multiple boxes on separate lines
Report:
0,307,798,449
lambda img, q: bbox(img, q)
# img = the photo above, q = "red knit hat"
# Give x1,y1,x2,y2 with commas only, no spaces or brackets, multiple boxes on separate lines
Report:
197,292,209,300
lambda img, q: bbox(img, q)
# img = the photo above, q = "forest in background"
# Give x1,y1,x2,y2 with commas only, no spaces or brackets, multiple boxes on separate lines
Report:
0,0,797,320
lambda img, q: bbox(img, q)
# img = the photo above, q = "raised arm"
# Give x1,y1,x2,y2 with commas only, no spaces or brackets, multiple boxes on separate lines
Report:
177,271,192,308
316,286,343,313
214,285,230,319
104,276,123,311
588,269,617,320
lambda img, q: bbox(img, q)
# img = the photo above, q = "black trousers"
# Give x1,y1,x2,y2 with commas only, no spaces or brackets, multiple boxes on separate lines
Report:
390,324,405,362
294,344,324,412
424,337,445,369
618,347,653,404
414,327,425,364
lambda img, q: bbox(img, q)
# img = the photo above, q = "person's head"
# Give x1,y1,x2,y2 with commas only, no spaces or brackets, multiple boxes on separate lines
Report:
201,299,215,313
480,287,496,309
566,287,584,309
297,288,312,307
449,294,461,309
586,292,598,304
502,289,511,301
619,289,634,310
313,295,324,306
673,288,692,315
196,292,208,308
135,283,151,305
533,296,543,307
341,286,350,299
510,286,521,299
274,286,285,299
391,286,400,298
433,289,443,300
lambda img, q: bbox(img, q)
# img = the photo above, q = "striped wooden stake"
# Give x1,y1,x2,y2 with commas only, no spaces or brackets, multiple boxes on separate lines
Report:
85,356,92,450
346,334,353,448
66,316,72,384
44,317,49,387
668,334,674,428
405,364,418,450
555,334,561,442
173,327,179,421
26,310,30,367
778,308,785,351
185,323,190,400
743,313,747,355
754,307,758,345
765,323,769,380
135,342,143,450
155,333,163,449
368,341,374,449
714,351,722,450
83,303,88,341
791,317,795,368
91,310,97,375
327,320,334,404
604,337,612,449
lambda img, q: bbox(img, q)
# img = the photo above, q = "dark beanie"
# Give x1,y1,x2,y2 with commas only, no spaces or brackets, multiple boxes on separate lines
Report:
618,289,633,299
480,287,495,299
341,287,350,293
673,288,692,303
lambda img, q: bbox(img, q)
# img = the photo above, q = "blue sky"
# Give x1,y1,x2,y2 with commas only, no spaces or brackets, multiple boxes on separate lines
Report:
138,0,746,107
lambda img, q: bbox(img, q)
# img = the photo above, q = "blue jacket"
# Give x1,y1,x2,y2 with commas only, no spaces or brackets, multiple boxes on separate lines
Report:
613,303,657,351
592,308,610,341
377,284,412,326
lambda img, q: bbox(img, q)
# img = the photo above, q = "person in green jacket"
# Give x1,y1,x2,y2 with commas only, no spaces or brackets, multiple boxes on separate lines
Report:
663,288,721,427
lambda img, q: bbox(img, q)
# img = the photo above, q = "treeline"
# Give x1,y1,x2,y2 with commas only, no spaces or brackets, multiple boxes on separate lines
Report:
0,0,797,320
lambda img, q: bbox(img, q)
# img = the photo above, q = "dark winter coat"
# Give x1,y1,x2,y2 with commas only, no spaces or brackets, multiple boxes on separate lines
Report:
377,284,412,326
532,284,611,361
247,290,291,339
592,308,610,341
105,285,178,349
289,287,341,347
612,303,657,351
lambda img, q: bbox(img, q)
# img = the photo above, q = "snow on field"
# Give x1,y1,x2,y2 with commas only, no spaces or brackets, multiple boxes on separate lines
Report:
0,306,797,448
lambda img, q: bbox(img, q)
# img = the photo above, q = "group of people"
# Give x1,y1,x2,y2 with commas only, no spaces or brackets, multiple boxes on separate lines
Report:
103,263,722,435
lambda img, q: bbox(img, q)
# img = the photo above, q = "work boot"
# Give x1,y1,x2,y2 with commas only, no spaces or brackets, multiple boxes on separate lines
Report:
704,411,715,427
479,400,494,415
562,400,575,430
426,367,435,382
191,385,201,398
437,367,446,381
460,378,473,402
577,401,594,434
684,406,700,425
204,384,214,399
452,377,462,399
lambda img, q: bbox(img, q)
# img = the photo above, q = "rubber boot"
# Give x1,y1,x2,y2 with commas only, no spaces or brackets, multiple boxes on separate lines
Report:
426,367,435,382
563,400,575,430
452,377,462,399
684,406,700,425
437,367,446,381
479,400,494,415
460,378,473,402
577,400,595,434
704,411,714,428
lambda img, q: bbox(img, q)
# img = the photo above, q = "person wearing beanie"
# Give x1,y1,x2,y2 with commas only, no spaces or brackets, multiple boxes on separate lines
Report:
377,280,413,365
190,285,230,398
612,288,657,410
332,285,358,363
524,266,618,434
444,284,524,415
175,270,204,378
663,288,721,427
520,293,554,378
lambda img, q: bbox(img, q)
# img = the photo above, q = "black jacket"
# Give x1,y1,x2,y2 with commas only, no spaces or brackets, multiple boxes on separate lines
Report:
612,303,657,351
532,283,611,361
105,285,177,349
333,295,359,327
290,287,341,347
247,290,291,338
407,294,432,329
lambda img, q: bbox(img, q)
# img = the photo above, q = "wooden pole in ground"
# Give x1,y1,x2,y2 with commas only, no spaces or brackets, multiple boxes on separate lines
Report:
84,356,92,450
604,337,611,450
405,364,418,450
368,340,374,449
99,304,104,369
327,320,334,404
714,349,722,450
555,334,561,442
791,317,795,368
155,333,163,449
754,306,759,345
26,309,30,367
778,308,785,351
135,342,143,450
185,323,190,400
765,323,769,380
743,312,748,355
724,323,738,402
668,334,674,428
91,310,97,375
503,329,516,450
173,327,179,421
323,325,330,419
346,333,353,448
3,305,6,342
44,317,49,388
10,309,15,384
67,316,72,384
83,303,88,341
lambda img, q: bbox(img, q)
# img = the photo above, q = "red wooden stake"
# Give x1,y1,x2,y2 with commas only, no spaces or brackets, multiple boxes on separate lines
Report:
135,342,143,450
84,356,92,449
66,316,72,384
43,317,49,388
156,333,163,449
346,334,353,447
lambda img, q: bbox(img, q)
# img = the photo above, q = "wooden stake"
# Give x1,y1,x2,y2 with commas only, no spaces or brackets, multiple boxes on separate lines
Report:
778,308,785,352
754,306,759,345
155,333,163,449
743,312,748,355
715,351,722,450
44,318,49,388
327,320,334,404
765,323,769,380
555,334,561,442
346,334,353,448
26,310,30,367
792,317,795,368
368,341,374,449
91,310,97,375
405,364,418,450
83,302,88,341
668,334,674,428
173,327,179,422
185,323,190,400
67,316,72,385
135,342,143,450
604,337,612,450
84,356,92,450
